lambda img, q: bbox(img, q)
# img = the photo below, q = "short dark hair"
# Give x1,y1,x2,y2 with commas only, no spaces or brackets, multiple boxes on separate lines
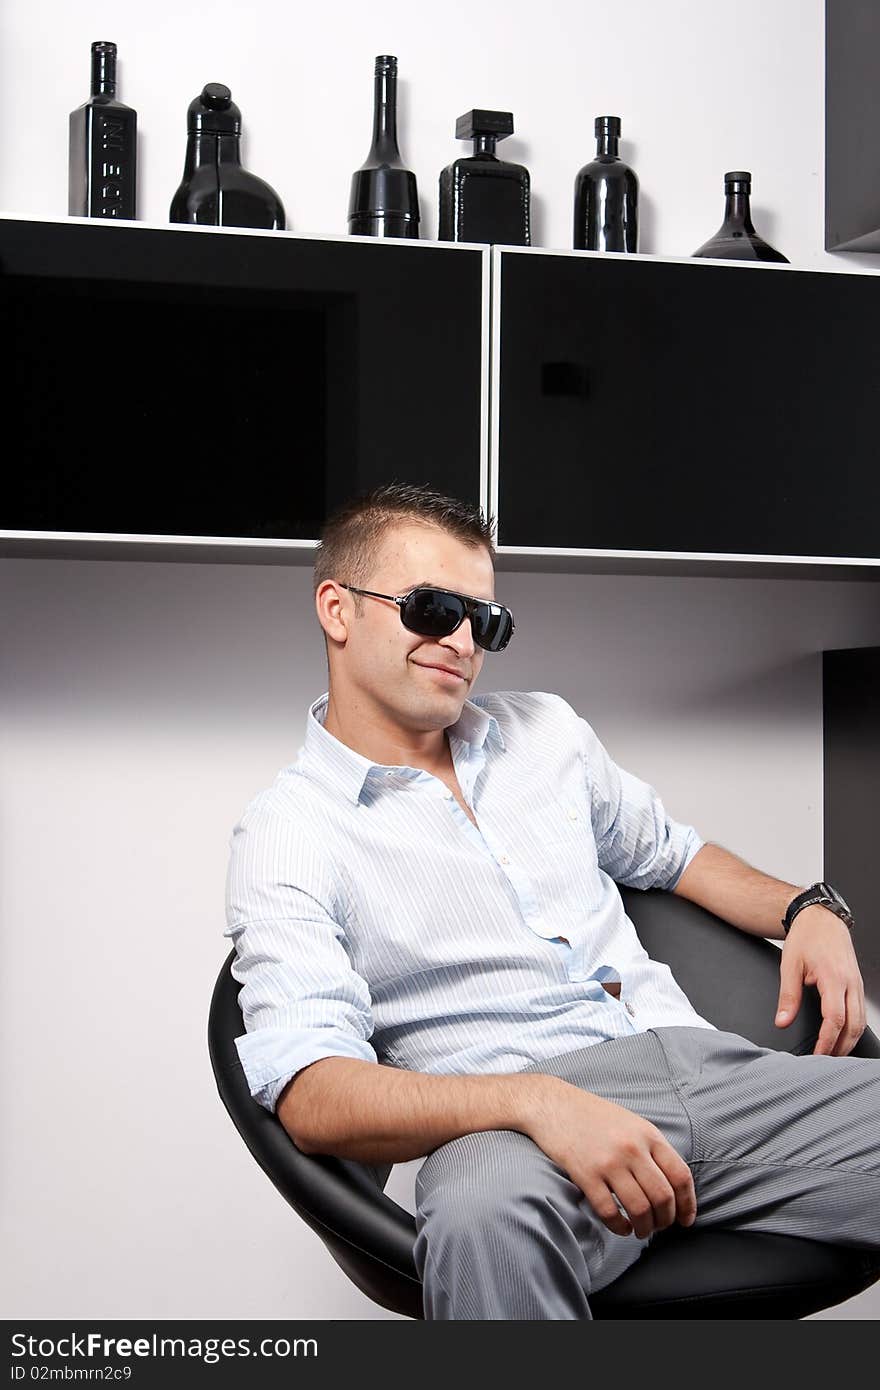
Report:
313,481,496,651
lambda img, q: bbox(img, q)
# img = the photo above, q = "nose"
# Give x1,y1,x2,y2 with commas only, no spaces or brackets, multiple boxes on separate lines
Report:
439,614,478,662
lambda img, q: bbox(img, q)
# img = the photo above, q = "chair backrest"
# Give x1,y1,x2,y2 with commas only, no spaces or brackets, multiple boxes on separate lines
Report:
619,886,880,1059
208,945,415,1266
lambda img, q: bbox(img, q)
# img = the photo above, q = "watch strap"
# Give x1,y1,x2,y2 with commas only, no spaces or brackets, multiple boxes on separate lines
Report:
782,883,854,936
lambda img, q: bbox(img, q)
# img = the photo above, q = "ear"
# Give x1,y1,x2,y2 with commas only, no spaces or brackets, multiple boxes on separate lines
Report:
316,580,351,643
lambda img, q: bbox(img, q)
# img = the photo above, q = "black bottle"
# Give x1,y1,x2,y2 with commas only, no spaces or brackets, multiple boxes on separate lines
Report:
439,110,530,245
573,116,638,252
169,84,285,230
348,55,419,238
692,171,788,262
68,41,137,220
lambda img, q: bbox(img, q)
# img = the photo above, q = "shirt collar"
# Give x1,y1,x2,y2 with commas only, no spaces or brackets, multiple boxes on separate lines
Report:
302,689,505,805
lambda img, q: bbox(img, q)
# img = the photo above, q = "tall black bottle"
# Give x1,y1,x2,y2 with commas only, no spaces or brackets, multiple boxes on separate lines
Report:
348,55,419,238
692,171,788,262
69,41,137,219
573,116,638,252
169,84,285,229
439,109,530,245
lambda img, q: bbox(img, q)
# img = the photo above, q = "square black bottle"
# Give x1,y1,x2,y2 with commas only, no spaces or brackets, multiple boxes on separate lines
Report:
439,110,530,245
68,41,137,219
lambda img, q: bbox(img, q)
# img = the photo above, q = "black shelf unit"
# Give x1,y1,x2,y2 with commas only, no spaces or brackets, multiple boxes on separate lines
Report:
0,216,488,544
493,246,880,561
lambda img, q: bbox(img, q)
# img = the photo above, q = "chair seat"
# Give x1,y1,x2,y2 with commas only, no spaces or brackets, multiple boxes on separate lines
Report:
589,1225,880,1319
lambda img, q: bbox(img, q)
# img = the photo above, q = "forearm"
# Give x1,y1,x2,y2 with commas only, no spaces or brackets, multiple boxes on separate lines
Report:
278,1055,559,1163
672,841,803,941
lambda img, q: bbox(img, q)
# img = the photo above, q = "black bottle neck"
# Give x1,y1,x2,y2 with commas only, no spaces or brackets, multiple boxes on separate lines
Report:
182,132,243,174
596,133,619,157
470,134,499,159
722,190,756,231
91,47,117,97
367,68,402,165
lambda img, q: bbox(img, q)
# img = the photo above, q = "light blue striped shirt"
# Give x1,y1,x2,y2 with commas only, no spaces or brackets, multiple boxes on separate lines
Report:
224,689,717,1114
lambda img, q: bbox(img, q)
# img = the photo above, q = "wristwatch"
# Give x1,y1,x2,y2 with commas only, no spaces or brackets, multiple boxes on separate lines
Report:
781,881,855,937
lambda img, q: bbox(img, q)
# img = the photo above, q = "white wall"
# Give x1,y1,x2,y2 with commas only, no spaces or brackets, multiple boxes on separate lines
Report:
2,0,880,1321
2,0,880,271
2,559,880,1321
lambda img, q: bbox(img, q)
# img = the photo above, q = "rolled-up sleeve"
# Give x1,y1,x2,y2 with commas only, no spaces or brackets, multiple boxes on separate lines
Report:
577,716,704,892
223,804,378,1115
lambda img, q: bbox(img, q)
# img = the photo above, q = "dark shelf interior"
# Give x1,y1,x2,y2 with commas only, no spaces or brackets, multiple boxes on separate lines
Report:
498,249,880,558
0,217,485,539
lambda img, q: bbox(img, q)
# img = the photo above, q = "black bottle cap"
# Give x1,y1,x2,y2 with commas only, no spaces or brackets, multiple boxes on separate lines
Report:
375,55,397,76
724,171,752,190
455,109,514,141
595,116,621,136
187,83,242,134
91,41,117,96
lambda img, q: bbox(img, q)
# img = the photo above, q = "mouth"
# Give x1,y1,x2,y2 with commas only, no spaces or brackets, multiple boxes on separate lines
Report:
415,663,467,683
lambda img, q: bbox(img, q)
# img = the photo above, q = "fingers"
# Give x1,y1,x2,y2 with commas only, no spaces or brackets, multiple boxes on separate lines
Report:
611,1171,674,1240
656,1141,698,1227
776,954,803,1028
827,984,867,1057
585,1143,697,1239
813,981,847,1056
582,1182,634,1238
783,924,866,1057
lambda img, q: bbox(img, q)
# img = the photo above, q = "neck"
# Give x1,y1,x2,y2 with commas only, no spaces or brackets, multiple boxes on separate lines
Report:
321,695,452,772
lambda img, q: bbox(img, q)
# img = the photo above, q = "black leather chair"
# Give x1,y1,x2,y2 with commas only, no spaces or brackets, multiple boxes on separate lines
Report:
208,886,880,1318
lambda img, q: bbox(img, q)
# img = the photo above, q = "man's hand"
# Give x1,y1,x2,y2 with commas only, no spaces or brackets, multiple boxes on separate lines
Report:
776,905,866,1056
671,843,867,1057
525,1079,697,1239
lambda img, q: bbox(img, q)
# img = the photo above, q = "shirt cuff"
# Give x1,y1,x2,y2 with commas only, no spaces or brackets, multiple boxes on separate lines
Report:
664,827,705,892
235,1025,379,1115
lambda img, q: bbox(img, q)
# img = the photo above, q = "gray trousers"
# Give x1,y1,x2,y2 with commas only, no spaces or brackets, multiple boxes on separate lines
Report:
412,1025,880,1319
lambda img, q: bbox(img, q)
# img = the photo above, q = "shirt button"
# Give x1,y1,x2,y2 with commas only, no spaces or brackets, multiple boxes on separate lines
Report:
499,855,510,865
568,808,579,820
445,790,454,799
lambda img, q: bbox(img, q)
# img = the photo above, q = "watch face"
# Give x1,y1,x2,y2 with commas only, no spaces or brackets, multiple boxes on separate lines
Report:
820,882,852,916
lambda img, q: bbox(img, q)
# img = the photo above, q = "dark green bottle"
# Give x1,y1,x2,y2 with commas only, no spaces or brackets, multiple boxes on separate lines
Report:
573,116,638,252
169,84,285,229
348,55,419,238
68,41,137,220
439,110,530,244
693,172,789,261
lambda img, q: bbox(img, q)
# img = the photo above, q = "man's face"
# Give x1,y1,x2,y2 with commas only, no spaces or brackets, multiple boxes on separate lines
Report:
326,522,496,732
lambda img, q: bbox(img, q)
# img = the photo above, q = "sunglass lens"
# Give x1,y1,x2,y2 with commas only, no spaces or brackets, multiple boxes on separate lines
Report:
403,589,463,637
475,605,512,652
403,589,513,652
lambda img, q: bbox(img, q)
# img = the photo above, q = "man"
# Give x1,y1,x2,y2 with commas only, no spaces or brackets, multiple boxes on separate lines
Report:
224,482,878,1320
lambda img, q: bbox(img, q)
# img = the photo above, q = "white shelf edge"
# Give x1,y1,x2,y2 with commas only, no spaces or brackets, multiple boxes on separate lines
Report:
0,209,490,255
5,211,880,275
493,544,880,568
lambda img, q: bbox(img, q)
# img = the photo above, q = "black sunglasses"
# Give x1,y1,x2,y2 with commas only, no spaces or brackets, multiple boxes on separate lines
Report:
340,583,515,652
